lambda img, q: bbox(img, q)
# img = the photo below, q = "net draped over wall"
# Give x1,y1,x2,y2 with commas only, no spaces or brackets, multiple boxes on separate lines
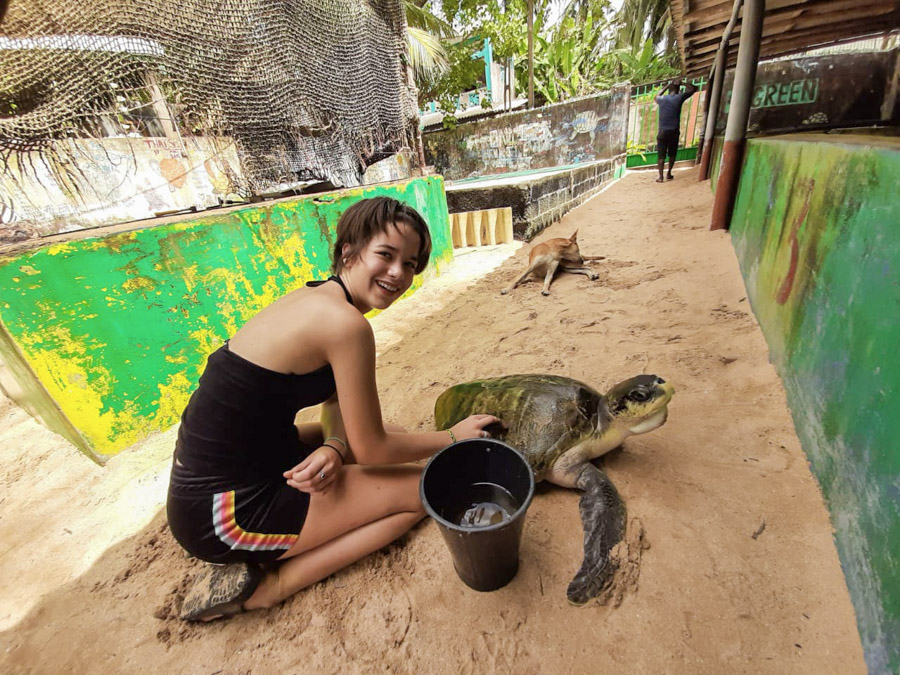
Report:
0,0,418,200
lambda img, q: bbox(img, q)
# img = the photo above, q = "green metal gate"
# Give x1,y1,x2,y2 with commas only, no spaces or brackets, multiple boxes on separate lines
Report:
627,77,707,168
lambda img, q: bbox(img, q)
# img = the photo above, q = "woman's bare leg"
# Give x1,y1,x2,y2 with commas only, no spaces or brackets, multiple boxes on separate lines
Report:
243,463,424,609
244,510,423,609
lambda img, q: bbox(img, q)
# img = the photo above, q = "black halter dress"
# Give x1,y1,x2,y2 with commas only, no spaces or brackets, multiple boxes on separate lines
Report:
166,277,353,564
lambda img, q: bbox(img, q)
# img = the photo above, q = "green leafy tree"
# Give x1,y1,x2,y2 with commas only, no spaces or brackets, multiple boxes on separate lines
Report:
422,0,680,112
520,5,617,104
615,0,674,54
597,37,679,85
415,37,486,116
405,1,455,87
609,0,680,84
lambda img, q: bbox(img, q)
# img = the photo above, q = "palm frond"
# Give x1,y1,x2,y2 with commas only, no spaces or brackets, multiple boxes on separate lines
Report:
407,26,451,84
405,2,455,38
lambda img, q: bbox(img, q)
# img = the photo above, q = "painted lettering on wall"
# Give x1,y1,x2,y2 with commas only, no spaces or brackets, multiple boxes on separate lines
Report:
724,78,819,113
753,79,819,108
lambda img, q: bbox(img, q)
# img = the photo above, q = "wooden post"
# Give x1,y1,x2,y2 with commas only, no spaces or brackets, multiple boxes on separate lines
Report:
710,0,764,230
699,0,744,182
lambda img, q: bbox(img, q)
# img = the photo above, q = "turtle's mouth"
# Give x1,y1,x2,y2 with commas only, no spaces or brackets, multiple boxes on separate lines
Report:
628,407,668,434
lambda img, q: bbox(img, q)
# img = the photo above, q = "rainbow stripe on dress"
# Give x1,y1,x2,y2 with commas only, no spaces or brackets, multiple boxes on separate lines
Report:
212,490,299,552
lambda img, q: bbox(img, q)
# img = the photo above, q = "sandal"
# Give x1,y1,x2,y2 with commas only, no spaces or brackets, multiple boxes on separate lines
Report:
180,562,263,621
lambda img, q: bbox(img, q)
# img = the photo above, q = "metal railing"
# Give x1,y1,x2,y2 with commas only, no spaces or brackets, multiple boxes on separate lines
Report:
627,77,708,167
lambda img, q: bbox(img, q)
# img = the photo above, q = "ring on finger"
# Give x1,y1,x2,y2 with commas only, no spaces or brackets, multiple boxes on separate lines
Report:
318,470,326,480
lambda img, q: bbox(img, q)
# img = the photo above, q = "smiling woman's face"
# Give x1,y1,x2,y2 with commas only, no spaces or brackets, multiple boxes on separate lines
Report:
342,222,421,311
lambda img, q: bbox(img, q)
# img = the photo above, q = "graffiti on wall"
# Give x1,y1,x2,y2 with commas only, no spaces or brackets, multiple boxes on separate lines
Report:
723,78,819,114
463,121,554,172
362,150,412,185
424,86,629,181
567,110,608,143
0,136,245,243
729,137,900,673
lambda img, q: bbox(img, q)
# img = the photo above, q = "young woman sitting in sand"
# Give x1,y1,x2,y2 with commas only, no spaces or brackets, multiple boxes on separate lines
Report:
167,197,501,621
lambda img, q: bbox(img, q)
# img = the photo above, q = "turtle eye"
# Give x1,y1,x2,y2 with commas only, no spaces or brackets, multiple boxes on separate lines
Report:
630,388,650,402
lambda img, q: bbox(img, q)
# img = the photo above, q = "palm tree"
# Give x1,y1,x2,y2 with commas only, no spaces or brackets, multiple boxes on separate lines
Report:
615,0,675,56
405,1,455,87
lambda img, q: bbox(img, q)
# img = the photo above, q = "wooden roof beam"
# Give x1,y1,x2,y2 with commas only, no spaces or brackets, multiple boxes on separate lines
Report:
686,8,900,55
685,0,897,41
685,0,896,35
684,20,899,72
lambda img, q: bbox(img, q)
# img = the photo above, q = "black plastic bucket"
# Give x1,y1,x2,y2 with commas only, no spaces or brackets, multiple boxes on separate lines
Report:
420,439,535,592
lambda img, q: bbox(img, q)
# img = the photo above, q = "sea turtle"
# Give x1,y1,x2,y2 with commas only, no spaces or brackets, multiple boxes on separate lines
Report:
434,373,674,605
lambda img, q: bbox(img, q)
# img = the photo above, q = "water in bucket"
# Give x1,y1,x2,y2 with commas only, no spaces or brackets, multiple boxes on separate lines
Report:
452,482,520,528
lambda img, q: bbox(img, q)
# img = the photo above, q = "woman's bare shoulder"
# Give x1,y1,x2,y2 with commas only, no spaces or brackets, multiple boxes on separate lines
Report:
230,283,370,372
284,285,373,349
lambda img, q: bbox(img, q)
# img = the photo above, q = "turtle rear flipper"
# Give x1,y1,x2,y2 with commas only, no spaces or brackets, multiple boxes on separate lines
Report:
566,462,626,606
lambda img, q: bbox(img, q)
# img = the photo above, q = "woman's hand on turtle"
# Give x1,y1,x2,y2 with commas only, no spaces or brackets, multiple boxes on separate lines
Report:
283,446,342,495
451,414,506,441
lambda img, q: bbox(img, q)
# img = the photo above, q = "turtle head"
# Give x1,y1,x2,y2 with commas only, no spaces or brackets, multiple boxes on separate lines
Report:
604,375,674,435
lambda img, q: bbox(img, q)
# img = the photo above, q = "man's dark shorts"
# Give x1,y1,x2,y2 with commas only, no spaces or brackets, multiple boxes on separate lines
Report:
657,129,680,162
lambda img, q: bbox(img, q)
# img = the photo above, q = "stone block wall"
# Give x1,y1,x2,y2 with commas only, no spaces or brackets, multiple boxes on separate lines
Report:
446,157,626,240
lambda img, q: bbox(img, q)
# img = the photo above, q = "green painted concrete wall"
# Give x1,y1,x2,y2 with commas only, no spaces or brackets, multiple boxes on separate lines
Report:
727,135,900,672
0,177,453,462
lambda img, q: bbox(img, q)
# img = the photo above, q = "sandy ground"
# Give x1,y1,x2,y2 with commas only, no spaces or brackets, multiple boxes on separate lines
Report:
0,167,866,673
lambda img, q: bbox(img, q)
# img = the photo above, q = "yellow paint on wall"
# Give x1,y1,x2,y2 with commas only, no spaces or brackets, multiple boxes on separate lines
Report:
181,264,200,293
154,369,195,429
189,326,226,359
19,332,145,453
122,276,158,293
46,242,78,256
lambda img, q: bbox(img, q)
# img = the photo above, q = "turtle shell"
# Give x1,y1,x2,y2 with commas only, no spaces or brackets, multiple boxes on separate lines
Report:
434,374,604,475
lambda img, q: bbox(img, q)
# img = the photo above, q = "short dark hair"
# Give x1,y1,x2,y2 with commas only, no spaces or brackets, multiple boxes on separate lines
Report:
332,197,432,275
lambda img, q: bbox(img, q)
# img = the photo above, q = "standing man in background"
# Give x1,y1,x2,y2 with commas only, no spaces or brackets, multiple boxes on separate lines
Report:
654,79,698,183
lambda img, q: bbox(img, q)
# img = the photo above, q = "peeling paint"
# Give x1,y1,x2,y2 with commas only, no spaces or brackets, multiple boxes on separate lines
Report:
0,176,451,459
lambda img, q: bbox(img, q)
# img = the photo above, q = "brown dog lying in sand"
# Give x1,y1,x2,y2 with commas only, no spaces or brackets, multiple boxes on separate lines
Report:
501,230,605,296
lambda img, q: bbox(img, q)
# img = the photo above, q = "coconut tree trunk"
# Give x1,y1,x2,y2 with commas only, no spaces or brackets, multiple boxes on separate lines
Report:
527,0,535,109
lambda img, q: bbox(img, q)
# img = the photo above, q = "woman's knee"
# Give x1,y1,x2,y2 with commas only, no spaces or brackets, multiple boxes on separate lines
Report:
386,464,424,515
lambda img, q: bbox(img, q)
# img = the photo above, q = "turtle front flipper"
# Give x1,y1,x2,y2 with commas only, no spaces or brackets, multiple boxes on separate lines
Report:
566,462,626,606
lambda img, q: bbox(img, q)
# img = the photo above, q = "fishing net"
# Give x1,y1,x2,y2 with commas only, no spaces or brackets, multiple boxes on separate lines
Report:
0,0,418,202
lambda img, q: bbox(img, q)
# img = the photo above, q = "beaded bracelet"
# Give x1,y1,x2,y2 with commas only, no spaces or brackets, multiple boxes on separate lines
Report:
447,428,457,443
